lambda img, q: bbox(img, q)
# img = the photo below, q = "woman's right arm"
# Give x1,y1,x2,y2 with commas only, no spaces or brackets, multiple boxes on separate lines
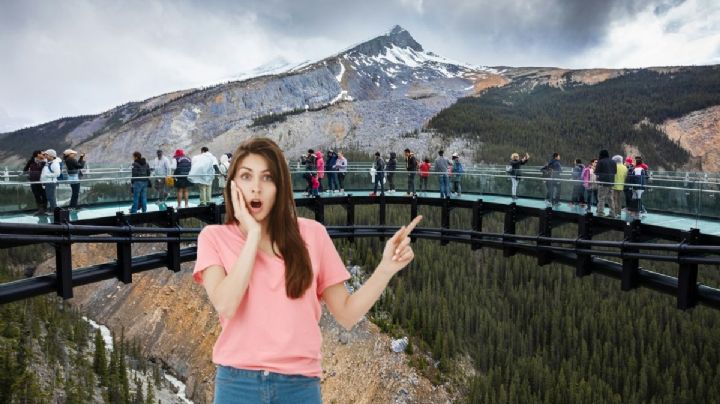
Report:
202,181,263,319
201,230,260,319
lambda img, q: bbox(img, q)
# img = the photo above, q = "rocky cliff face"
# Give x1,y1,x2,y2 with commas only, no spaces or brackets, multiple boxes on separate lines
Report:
661,105,720,173
0,25,492,166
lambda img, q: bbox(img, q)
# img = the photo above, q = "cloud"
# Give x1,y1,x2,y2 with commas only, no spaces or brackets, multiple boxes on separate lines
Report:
570,0,720,68
0,0,718,131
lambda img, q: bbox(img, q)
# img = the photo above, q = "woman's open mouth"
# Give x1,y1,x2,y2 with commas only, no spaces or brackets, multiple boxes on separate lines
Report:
249,200,262,213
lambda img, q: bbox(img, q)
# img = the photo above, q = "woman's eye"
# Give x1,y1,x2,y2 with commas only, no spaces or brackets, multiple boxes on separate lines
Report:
263,175,273,182
240,173,251,180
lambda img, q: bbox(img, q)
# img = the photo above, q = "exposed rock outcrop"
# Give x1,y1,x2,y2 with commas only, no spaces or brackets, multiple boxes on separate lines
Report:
661,105,720,172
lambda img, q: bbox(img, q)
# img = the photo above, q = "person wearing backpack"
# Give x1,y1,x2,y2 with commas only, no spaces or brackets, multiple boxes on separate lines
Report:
625,157,648,217
40,149,62,212
130,151,151,214
451,153,464,196
507,152,529,201
595,149,617,217
541,153,562,207
23,150,47,215
370,152,385,196
172,149,193,208
434,150,451,198
63,149,86,210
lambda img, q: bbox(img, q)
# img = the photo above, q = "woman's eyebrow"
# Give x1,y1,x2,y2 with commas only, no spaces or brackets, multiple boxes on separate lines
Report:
238,166,270,173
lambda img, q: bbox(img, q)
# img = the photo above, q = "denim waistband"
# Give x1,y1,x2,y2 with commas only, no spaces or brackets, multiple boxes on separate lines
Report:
216,365,320,381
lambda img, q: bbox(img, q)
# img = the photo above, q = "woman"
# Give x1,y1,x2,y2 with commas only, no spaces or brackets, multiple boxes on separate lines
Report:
334,151,348,193
419,157,431,193
582,159,598,212
23,150,47,215
508,152,529,201
130,151,150,214
63,149,86,209
172,149,192,208
194,138,421,403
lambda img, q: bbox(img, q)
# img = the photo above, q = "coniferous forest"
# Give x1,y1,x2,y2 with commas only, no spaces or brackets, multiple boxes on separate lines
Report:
427,66,720,168
320,205,720,404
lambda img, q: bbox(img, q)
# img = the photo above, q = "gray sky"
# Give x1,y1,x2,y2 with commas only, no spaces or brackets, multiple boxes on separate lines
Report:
1,0,718,132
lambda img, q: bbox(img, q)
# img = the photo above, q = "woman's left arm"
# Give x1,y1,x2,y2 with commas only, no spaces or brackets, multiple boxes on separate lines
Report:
323,216,422,330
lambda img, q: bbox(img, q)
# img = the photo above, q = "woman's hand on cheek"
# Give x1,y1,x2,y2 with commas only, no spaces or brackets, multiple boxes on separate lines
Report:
231,181,261,235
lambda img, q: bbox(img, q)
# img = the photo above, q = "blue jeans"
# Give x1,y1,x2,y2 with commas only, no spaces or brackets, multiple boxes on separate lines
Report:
439,174,449,198
68,174,80,208
328,172,339,191
44,183,57,210
130,181,148,213
214,366,321,404
373,174,384,194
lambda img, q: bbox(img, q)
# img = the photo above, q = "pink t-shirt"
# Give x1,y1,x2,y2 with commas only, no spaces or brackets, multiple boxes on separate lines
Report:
193,218,350,377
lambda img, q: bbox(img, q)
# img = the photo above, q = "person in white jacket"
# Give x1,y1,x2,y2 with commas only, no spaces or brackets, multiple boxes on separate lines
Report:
151,149,172,204
189,147,219,206
40,149,62,212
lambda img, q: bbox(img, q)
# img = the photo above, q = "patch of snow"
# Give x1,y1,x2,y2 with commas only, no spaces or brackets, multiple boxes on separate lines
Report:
335,61,345,83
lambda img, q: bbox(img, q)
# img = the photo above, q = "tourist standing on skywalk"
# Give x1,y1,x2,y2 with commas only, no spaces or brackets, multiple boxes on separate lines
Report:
434,150,451,198
301,149,316,196
40,149,62,213
315,150,325,193
541,153,562,207
419,157,431,193
508,152,530,201
370,151,386,196
325,150,340,193
130,151,151,214
152,149,172,205
189,147,219,207
63,149,85,210
23,150,47,216
172,149,193,208
404,148,418,196
570,159,585,207
595,150,617,217
582,159,598,212
386,152,398,193
193,137,422,403
611,155,628,219
451,153,464,196
333,151,348,193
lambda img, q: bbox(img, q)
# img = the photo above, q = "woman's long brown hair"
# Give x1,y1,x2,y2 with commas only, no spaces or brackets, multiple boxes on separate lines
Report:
224,137,313,299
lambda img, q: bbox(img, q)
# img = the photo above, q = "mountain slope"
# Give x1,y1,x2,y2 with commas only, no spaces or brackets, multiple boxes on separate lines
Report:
427,66,720,169
0,25,492,165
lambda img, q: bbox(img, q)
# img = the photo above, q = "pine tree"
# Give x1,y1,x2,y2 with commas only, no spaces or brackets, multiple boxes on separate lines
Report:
93,329,108,386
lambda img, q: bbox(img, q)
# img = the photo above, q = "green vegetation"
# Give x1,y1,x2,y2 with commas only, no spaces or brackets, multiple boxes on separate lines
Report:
316,205,720,403
0,247,160,403
428,66,720,168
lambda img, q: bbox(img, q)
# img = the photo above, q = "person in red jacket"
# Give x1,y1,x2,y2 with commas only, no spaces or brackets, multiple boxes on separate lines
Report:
419,158,431,193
